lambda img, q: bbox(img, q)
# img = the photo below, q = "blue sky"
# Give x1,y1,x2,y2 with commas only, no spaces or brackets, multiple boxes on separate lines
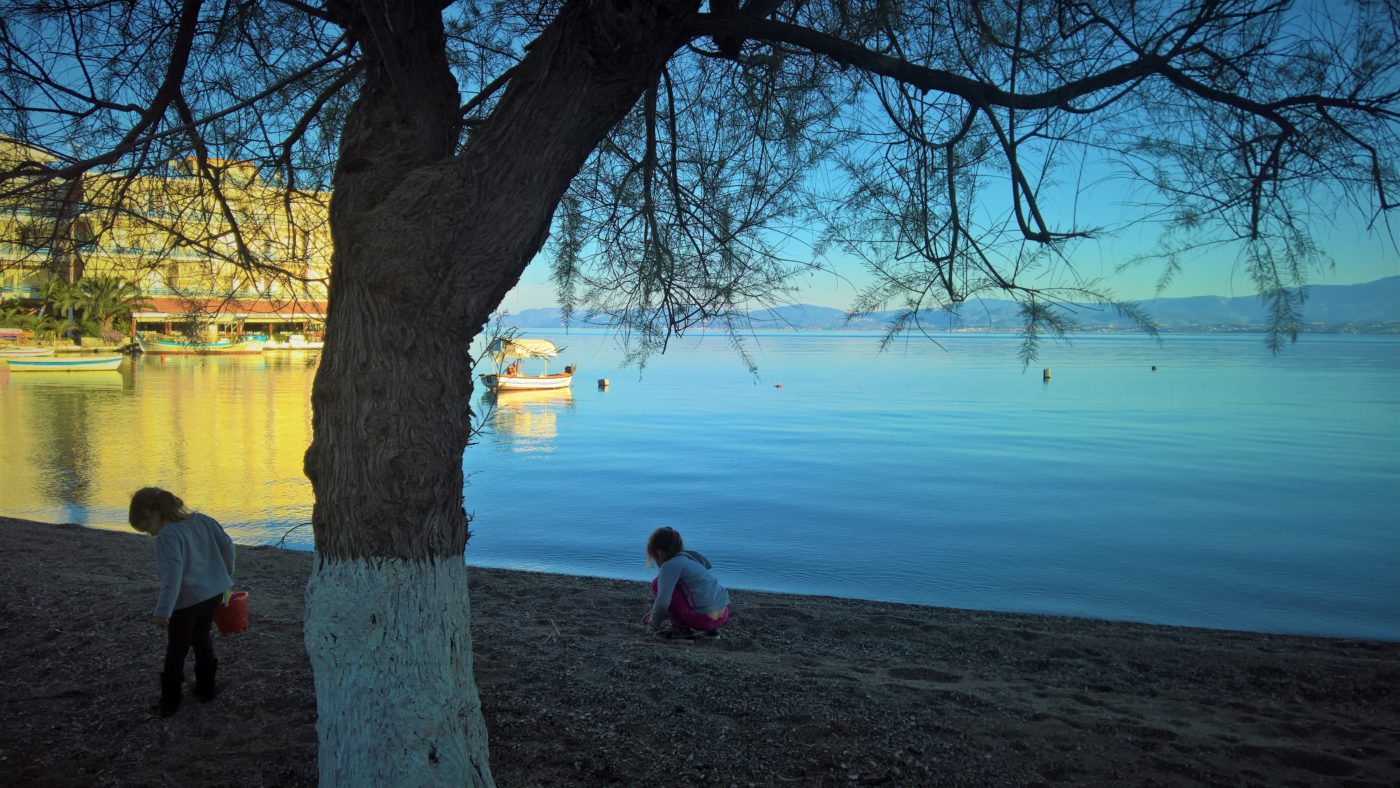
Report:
500,194,1400,313
499,0,1398,314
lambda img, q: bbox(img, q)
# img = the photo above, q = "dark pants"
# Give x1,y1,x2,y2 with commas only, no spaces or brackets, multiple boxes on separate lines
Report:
165,594,222,677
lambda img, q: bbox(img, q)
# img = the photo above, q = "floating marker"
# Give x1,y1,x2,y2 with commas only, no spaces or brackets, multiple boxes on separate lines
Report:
1042,367,1051,381
775,383,782,389
597,378,610,389
1151,365,1157,371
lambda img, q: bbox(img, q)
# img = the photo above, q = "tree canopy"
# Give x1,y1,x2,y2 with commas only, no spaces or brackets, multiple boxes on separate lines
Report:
1,0,1394,355
2,2,1397,784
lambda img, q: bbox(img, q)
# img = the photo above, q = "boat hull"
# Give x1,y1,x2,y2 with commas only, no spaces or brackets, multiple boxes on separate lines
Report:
0,347,55,357
137,334,265,354
6,355,124,372
480,372,574,392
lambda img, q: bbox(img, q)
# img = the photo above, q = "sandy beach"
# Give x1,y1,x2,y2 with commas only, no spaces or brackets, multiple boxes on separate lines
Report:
0,516,1396,786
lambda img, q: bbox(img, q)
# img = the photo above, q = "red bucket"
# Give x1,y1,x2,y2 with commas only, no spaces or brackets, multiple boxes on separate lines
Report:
215,591,248,636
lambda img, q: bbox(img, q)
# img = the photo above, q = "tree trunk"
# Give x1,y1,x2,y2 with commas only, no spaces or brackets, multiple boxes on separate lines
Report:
302,1,698,784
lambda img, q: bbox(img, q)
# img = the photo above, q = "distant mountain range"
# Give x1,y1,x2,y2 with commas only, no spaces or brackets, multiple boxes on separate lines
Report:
505,276,1400,333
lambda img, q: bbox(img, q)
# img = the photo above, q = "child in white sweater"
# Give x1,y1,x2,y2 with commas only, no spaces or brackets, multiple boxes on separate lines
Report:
129,487,235,716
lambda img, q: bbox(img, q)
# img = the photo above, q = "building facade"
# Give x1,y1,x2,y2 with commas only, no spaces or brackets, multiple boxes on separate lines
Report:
1,138,331,337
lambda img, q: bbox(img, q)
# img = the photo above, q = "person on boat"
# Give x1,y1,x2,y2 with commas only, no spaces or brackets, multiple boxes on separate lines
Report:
506,362,519,376
642,526,730,639
128,487,236,717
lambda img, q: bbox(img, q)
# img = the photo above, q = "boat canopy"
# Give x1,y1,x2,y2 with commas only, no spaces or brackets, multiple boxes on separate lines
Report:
487,337,561,361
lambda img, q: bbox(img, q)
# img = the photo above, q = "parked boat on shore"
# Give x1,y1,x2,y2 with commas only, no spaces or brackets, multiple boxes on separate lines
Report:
136,333,265,355
479,338,575,392
5,355,124,372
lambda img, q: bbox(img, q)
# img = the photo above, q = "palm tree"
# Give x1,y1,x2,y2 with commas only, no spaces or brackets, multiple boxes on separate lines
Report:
71,275,150,334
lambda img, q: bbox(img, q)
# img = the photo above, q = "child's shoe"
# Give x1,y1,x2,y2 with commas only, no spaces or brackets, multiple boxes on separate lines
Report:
194,658,219,702
159,671,183,717
657,624,699,640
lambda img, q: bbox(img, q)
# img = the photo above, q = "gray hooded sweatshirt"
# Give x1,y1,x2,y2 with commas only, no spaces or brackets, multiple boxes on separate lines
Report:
650,550,730,629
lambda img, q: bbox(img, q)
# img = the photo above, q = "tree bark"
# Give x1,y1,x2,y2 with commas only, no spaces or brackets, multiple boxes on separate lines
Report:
302,1,698,784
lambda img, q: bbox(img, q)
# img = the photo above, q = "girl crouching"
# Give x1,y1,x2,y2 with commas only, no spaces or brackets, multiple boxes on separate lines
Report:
643,526,730,638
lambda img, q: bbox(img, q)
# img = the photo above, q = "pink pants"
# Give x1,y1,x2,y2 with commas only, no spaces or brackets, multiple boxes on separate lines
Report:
651,578,730,631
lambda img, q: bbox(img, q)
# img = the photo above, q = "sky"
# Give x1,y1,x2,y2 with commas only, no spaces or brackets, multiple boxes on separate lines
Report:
492,0,1399,315
498,189,1400,313
500,0,1400,315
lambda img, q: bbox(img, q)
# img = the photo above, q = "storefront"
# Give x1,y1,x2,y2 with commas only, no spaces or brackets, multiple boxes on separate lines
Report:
131,296,328,340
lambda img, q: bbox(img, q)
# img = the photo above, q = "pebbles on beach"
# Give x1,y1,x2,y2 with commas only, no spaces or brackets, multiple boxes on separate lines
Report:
1,516,1397,786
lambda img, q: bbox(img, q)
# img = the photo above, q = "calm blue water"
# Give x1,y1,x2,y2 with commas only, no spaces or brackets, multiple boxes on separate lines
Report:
1,331,1397,640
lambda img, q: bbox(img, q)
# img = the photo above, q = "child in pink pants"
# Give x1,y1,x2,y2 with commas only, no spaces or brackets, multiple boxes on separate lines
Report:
642,526,731,637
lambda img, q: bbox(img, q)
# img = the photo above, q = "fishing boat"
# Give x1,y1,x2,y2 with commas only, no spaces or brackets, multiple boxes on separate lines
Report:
0,347,55,357
136,333,265,355
5,355,124,372
478,338,575,392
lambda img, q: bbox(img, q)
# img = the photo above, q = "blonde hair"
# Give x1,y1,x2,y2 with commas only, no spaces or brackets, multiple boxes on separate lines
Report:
128,487,193,533
645,526,684,568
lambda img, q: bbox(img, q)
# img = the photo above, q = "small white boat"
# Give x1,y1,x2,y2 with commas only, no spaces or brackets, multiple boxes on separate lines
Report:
263,334,324,351
0,347,55,357
5,355,124,372
480,370,576,391
479,338,575,392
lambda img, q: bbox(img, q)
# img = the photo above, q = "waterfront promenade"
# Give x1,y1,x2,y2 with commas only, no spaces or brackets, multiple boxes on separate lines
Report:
1,516,1396,786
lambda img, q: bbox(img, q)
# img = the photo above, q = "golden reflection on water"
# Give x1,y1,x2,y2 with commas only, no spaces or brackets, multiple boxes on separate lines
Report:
0,355,576,532
0,355,315,533
482,388,575,453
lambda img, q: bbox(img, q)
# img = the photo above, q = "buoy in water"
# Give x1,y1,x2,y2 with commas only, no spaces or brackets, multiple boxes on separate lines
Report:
1151,365,1157,371
598,378,610,389
1042,367,1051,381
775,383,782,389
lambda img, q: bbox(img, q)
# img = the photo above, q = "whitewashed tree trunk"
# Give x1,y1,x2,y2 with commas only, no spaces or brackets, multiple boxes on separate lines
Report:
304,1,699,783
304,557,491,786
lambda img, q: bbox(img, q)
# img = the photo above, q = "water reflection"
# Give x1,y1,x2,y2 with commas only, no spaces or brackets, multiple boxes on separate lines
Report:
0,367,136,516
481,388,575,453
0,355,317,537
5,370,129,391
261,351,322,371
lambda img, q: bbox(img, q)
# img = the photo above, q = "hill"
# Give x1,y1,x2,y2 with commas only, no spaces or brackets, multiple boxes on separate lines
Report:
503,276,1400,332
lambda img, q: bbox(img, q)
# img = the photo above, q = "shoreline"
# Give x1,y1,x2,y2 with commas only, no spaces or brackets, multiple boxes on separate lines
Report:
29,517,1397,644
2,515,1397,786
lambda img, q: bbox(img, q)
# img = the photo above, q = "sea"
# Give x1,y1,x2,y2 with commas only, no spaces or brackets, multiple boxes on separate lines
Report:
1,330,1396,641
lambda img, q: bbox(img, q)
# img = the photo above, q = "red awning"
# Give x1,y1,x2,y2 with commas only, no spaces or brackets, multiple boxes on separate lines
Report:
133,296,327,321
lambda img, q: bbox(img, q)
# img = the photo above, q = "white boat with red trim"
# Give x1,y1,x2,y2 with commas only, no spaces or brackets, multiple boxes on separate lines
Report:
478,338,575,392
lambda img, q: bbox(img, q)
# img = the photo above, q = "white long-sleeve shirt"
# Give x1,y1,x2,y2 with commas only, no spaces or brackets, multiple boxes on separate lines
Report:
152,513,236,617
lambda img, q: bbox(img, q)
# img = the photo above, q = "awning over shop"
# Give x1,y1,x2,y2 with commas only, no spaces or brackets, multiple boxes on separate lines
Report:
132,296,328,321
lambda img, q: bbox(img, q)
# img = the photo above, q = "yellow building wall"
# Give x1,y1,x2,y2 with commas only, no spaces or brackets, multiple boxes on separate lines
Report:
1,144,332,313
